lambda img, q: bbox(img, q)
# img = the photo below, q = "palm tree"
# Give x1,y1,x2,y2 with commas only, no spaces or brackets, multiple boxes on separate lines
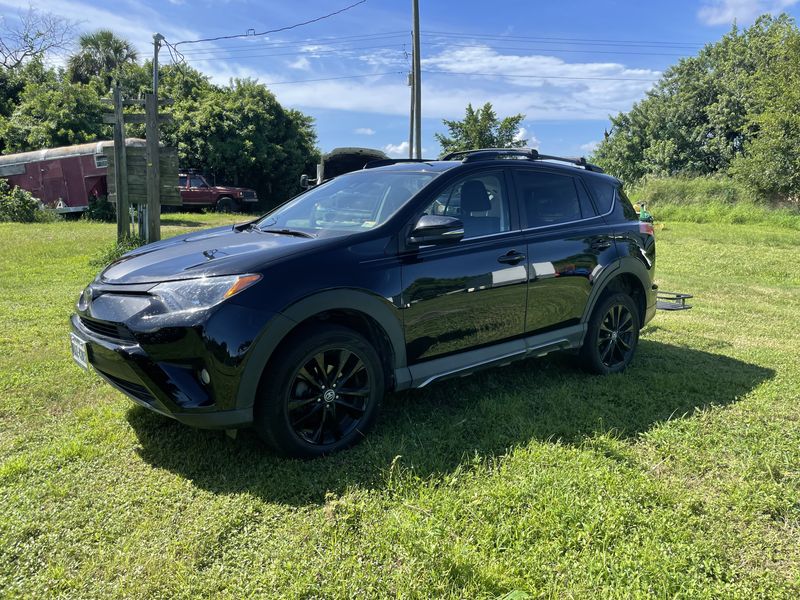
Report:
67,30,138,88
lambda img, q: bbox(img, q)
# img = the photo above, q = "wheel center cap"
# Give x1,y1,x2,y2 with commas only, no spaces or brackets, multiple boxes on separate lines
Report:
323,389,336,403
611,331,618,341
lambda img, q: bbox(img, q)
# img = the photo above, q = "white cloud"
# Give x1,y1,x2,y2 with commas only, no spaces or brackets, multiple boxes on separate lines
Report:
698,0,798,25
383,141,410,158
513,127,540,149
354,127,376,135
580,140,600,153
288,57,311,71
246,46,660,122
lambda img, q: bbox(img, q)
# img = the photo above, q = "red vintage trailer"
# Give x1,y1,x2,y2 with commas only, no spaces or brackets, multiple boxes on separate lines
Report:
0,141,113,214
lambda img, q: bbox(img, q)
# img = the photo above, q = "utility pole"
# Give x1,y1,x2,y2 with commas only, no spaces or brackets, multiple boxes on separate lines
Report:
408,71,414,159
153,33,163,100
140,32,165,241
411,0,422,159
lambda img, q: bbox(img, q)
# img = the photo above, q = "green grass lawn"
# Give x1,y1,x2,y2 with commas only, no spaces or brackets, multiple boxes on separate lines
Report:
1,213,799,598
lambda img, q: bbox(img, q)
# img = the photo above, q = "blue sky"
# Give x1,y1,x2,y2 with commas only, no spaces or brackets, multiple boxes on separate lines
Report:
3,0,800,157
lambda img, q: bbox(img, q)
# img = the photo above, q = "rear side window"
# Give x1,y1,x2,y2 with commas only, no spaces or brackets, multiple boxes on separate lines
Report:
514,171,590,228
588,180,616,214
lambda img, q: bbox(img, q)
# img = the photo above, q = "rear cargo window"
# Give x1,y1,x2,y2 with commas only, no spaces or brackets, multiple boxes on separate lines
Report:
590,180,616,214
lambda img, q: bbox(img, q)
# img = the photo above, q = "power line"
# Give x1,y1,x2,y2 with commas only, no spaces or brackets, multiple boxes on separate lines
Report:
422,69,659,82
262,71,405,85
423,30,704,48
255,70,660,87
184,44,401,62
180,31,409,56
182,43,404,63
422,42,689,58
174,0,369,47
179,41,688,63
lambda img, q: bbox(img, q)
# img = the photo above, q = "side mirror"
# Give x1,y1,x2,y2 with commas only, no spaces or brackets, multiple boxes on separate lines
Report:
408,215,464,246
300,174,310,189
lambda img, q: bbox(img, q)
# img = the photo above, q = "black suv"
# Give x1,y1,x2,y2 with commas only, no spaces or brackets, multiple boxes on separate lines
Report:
71,148,656,457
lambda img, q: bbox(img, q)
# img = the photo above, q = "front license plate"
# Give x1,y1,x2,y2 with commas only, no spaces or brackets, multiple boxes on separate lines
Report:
70,333,88,370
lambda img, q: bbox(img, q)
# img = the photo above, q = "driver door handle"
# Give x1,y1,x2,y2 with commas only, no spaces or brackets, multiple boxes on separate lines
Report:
497,250,526,265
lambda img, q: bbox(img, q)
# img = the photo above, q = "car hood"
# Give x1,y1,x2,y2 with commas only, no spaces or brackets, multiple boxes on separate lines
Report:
100,225,314,284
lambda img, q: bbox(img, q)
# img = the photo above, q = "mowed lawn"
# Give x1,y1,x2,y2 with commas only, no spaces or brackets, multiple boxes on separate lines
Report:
1,213,799,598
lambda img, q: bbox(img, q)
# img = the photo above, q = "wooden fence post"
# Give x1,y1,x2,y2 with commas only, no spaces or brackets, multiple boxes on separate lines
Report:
145,93,160,243
111,84,129,241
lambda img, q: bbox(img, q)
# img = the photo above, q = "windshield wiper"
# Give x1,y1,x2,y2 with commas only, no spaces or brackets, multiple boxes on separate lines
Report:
260,228,314,238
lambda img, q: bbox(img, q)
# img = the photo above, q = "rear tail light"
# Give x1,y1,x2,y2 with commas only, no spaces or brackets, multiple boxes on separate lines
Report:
639,222,654,235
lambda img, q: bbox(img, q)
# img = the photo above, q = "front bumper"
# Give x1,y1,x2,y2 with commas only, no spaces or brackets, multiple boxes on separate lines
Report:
70,314,253,429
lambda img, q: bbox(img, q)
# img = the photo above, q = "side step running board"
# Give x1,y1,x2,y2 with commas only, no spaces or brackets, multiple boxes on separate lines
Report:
656,291,693,311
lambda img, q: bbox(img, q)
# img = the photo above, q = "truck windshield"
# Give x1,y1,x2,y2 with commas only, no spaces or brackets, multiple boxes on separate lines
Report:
257,170,438,236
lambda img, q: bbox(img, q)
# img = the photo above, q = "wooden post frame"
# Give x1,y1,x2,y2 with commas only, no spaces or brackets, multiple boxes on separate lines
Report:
111,83,129,240
145,93,160,243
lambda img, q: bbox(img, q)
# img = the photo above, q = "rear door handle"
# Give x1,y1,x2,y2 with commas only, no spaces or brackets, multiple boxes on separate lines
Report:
498,251,526,265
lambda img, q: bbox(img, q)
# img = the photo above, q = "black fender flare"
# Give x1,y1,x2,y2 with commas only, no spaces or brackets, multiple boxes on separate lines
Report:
581,257,652,324
235,289,408,410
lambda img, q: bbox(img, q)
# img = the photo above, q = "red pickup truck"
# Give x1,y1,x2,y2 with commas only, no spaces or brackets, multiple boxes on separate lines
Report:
178,172,258,212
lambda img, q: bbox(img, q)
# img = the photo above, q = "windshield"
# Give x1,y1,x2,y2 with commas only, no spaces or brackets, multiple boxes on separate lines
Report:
257,170,438,236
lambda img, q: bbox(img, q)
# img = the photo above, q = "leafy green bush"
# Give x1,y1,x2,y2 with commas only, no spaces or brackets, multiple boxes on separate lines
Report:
83,194,116,222
0,178,40,222
89,235,144,268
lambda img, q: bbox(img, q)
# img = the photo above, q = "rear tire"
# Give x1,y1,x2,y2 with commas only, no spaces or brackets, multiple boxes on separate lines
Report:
254,325,384,458
579,292,640,375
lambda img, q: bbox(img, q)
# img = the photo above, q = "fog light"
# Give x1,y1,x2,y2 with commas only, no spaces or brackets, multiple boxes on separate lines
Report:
200,369,211,385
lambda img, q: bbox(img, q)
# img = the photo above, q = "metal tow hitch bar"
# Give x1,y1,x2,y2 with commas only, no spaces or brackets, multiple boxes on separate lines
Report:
656,290,693,311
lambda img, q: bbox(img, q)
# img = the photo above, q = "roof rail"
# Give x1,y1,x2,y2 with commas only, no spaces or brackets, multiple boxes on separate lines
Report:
440,148,604,173
363,158,433,169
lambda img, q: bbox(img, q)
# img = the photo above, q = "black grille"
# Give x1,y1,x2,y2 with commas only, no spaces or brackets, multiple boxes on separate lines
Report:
100,372,156,405
243,190,256,199
80,317,136,343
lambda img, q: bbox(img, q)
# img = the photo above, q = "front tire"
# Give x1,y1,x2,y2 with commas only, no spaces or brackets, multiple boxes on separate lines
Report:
215,196,237,213
579,292,640,374
254,325,384,458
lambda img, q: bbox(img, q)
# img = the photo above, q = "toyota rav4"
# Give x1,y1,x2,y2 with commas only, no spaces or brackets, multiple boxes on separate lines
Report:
71,148,657,457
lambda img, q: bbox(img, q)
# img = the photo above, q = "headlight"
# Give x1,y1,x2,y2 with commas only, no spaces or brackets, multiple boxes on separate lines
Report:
151,274,261,315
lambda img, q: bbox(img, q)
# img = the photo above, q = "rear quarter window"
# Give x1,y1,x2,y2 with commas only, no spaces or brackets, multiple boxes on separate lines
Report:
618,187,639,220
588,179,616,214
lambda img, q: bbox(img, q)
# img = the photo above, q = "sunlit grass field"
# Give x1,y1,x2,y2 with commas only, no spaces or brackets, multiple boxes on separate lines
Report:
1,212,799,597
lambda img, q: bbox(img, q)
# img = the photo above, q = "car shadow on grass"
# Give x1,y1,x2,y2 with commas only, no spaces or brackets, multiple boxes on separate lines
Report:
127,340,773,505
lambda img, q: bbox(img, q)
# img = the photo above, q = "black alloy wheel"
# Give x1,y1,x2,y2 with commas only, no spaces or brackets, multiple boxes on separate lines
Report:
287,348,371,446
597,303,636,369
580,292,641,374
255,325,384,457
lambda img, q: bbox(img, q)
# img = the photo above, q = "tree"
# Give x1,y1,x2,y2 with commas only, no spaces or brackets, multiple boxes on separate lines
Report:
66,30,138,89
1,74,107,152
593,14,800,189
0,7,74,70
730,20,800,202
435,103,526,156
163,73,318,206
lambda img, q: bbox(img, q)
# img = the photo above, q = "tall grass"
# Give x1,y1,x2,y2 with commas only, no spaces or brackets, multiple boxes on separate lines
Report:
628,176,800,229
